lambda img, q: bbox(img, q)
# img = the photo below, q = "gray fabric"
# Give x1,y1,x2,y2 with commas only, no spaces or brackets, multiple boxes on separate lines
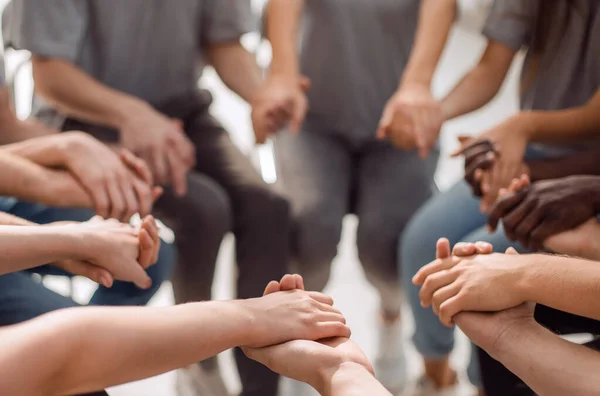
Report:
484,0,600,111
275,127,438,313
299,0,420,143
2,0,255,114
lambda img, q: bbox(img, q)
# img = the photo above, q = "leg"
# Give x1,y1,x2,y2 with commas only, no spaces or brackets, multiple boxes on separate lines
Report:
275,128,351,292
354,142,438,393
186,107,289,396
400,181,488,389
9,201,174,306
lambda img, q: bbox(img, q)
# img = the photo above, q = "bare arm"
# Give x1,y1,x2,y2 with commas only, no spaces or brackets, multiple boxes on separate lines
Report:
32,56,147,131
265,0,304,78
441,40,517,120
207,42,263,103
0,152,91,208
515,254,600,321
491,320,600,396
325,363,392,396
400,0,457,88
527,147,600,181
0,87,57,144
0,212,34,226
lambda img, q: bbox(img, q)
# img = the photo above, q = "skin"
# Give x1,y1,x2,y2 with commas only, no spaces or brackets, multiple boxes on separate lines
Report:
1,132,162,221
487,174,600,250
0,274,350,396
244,274,392,396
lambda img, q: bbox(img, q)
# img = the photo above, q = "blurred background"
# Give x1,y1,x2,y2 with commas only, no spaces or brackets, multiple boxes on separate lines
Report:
0,0,522,394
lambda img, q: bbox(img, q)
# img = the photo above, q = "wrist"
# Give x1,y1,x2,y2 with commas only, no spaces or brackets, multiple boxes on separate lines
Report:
228,299,262,346
321,362,375,396
492,317,544,361
514,111,537,141
113,97,152,130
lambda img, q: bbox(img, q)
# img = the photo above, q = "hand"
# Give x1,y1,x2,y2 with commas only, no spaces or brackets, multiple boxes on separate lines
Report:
377,83,443,158
244,275,371,392
413,237,525,326
251,74,311,143
71,215,161,289
120,103,195,196
453,114,531,212
488,175,600,250
454,303,536,357
60,132,162,221
545,218,600,260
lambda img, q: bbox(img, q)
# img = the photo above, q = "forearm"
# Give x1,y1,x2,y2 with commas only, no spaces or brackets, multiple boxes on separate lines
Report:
32,57,146,130
0,212,35,226
0,226,82,274
491,322,600,396
266,0,304,77
400,0,457,88
527,148,600,181
0,87,57,145
441,42,516,120
322,363,392,396
3,301,254,395
518,254,600,321
208,42,263,102
0,153,92,208
523,90,600,142
0,133,71,167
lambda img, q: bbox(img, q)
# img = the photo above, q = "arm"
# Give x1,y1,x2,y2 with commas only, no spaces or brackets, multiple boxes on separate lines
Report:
32,57,146,131
0,289,349,396
490,319,600,396
0,87,57,144
527,147,600,181
207,42,263,103
0,152,91,208
440,40,517,120
266,0,304,78
324,363,392,396
0,212,34,226
400,0,457,89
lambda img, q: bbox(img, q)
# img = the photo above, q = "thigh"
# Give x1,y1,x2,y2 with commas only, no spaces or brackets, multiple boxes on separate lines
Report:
0,272,78,326
275,128,352,222
355,141,438,236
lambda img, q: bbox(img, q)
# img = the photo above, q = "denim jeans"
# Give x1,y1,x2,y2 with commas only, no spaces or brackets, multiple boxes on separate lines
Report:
0,199,174,326
400,180,524,386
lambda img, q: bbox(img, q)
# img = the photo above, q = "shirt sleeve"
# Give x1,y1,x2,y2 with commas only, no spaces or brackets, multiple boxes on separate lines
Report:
200,0,257,44
2,0,88,62
482,0,537,51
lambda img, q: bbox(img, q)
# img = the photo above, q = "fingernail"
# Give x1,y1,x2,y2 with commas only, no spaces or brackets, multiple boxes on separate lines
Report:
100,275,112,288
476,241,491,249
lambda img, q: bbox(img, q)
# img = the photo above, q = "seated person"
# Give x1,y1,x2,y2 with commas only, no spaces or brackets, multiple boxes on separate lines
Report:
4,1,292,391
401,0,600,392
414,235,600,396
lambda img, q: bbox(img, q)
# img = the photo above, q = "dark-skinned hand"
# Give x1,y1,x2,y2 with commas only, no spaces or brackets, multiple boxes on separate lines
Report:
488,175,600,250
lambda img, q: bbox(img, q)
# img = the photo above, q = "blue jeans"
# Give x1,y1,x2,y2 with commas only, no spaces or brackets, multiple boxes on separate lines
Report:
400,181,524,386
0,200,174,326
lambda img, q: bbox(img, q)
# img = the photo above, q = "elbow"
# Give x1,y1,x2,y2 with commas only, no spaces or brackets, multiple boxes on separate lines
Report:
31,56,61,101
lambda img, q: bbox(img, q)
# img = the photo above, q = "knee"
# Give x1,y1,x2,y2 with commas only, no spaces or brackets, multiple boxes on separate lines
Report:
293,208,342,266
239,187,290,231
356,216,402,286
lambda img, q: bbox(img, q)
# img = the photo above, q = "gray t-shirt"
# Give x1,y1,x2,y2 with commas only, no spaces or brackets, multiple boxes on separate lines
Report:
299,0,420,142
483,0,600,112
3,0,255,124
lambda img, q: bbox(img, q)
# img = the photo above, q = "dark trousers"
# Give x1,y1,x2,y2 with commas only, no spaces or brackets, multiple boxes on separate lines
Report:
64,89,290,396
479,305,600,396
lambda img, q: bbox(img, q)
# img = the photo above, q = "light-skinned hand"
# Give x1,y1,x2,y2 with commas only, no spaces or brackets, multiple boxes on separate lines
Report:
377,83,443,158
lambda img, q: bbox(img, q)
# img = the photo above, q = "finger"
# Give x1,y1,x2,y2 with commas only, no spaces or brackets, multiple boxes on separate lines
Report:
299,76,312,91
137,228,154,269
290,100,307,134
307,291,334,306
452,242,477,257
465,153,495,184
150,147,169,186
475,241,494,254
166,146,189,196
438,295,463,327
314,322,352,340
118,175,139,220
451,137,492,157
87,181,111,219
317,312,347,325
263,281,281,296
413,256,460,286
432,283,462,319
279,274,298,291
419,270,459,308
505,247,519,255
436,238,451,259
294,274,305,291
62,260,114,288
514,210,544,250
132,179,153,218
152,186,164,202
502,197,537,241
377,108,393,140
530,220,560,251
464,145,495,169
487,188,528,232
142,215,160,264
121,149,154,186
316,301,343,315
105,178,126,221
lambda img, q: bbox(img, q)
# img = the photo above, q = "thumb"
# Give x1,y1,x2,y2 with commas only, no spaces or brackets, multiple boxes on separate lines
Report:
61,260,114,288
450,135,472,157
289,101,307,134
263,281,281,296
436,238,451,259
152,186,164,202
505,247,519,255
416,134,430,159
299,76,312,92
377,108,393,140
